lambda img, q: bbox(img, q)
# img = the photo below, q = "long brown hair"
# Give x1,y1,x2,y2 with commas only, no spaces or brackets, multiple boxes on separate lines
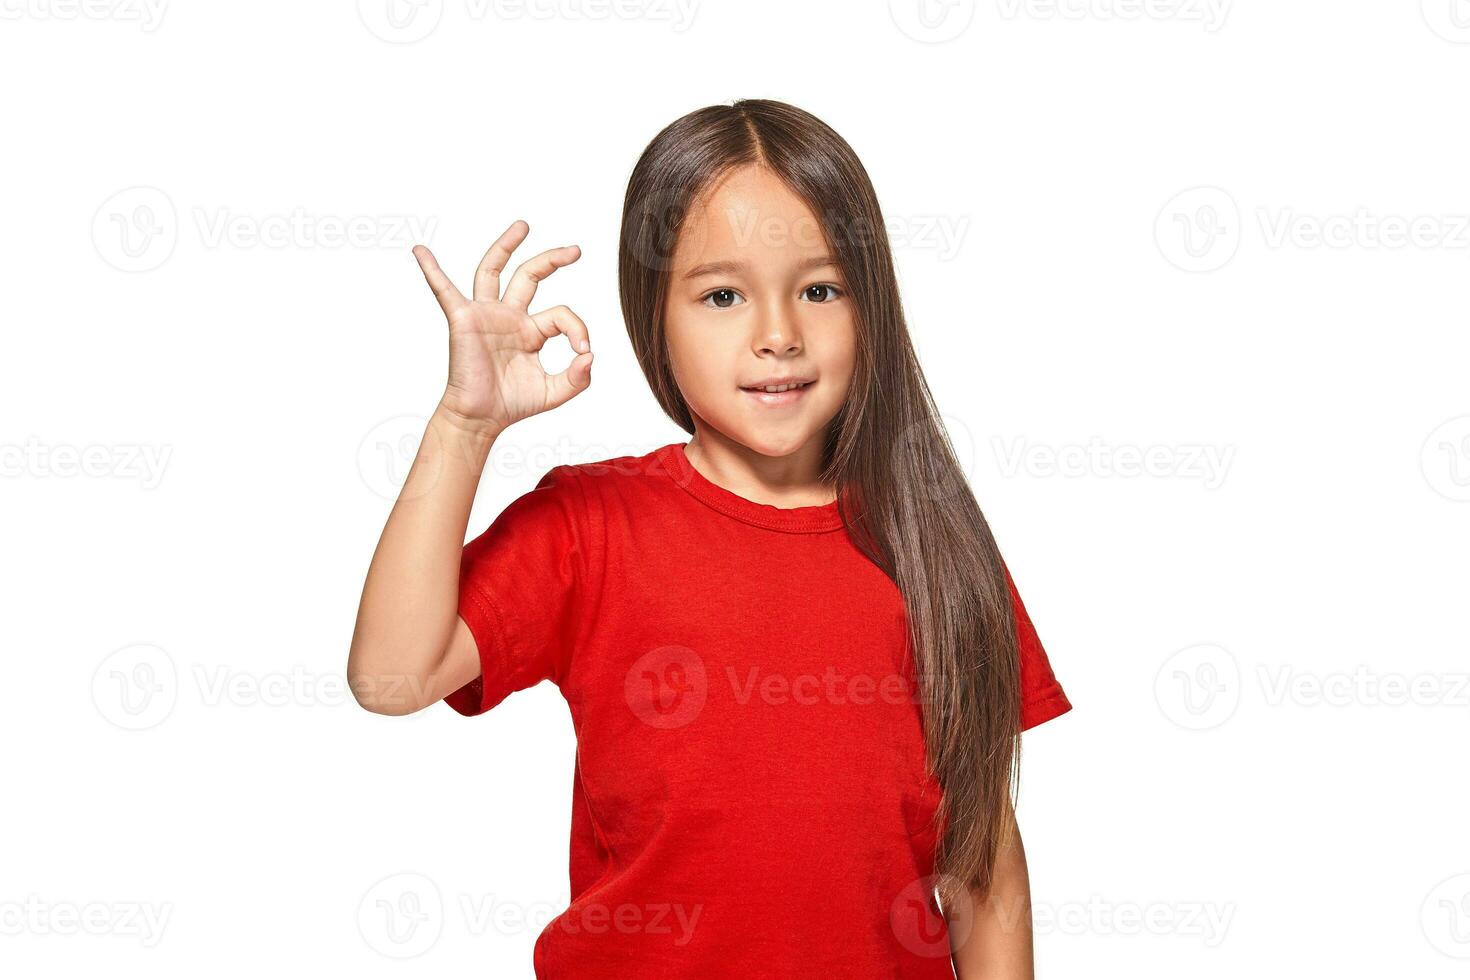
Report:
617,98,1023,906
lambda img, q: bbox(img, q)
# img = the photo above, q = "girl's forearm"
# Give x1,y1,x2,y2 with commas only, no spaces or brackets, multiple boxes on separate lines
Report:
347,399,501,714
950,803,1036,980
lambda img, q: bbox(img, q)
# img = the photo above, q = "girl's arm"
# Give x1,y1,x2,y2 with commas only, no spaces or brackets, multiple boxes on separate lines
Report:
347,222,592,715
347,404,501,714
949,799,1036,980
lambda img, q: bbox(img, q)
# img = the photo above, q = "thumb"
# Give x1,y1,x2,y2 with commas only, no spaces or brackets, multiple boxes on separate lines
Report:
544,350,593,411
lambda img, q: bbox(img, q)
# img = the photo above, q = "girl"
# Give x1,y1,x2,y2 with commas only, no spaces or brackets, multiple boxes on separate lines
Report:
348,98,1071,978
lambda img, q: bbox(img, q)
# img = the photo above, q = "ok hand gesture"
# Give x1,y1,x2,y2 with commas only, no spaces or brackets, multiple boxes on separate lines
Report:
413,220,592,435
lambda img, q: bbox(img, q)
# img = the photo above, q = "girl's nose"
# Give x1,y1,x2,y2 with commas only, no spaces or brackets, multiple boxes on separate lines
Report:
753,302,803,355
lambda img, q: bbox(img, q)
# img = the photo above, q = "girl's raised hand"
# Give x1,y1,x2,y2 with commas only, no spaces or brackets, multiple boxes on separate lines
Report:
413,220,592,434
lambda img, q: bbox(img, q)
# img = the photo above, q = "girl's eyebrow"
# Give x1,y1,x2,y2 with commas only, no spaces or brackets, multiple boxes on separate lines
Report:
681,255,838,280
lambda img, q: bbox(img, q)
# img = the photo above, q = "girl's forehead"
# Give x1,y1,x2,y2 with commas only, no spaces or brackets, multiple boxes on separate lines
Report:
690,166,815,228
675,169,831,269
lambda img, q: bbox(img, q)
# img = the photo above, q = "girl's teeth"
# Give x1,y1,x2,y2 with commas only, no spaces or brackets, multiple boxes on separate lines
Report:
755,382,806,392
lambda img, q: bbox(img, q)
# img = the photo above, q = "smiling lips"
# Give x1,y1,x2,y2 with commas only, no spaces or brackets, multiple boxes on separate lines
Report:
740,379,814,406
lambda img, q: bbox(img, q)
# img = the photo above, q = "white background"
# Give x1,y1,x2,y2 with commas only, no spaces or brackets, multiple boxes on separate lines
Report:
3,0,1468,976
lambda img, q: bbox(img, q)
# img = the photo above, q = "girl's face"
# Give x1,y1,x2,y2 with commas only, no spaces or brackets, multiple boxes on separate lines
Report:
663,165,857,460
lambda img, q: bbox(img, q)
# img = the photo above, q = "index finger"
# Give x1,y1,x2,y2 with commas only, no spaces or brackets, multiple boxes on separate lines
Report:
501,244,581,311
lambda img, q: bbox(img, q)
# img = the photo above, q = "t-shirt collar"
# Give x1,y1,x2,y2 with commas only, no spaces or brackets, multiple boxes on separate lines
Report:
653,442,847,534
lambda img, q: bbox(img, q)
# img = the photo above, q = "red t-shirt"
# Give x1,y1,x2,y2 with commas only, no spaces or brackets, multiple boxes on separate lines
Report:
445,440,1071,978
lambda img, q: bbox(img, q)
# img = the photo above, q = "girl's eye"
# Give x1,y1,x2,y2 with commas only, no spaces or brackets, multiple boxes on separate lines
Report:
803,283,844,304
701,288,744,309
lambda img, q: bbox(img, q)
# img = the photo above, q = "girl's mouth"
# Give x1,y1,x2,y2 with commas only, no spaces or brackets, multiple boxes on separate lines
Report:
739,380,814,406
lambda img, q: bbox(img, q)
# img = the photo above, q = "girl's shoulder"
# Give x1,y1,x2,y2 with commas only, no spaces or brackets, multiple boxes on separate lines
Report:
548,441,680,497
518,441,681,523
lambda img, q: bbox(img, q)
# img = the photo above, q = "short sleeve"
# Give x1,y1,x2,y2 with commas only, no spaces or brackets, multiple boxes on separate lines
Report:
443,464,585,717
1003,563,1072,731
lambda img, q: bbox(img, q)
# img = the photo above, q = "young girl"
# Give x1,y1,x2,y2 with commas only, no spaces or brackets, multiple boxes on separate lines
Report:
348,98,1071,978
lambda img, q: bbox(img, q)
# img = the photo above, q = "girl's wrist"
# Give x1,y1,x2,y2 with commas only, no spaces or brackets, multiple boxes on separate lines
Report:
430,399,504,454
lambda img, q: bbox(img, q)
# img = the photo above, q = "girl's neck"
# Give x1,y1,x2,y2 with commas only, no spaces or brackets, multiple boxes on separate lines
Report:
682,426,837,510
